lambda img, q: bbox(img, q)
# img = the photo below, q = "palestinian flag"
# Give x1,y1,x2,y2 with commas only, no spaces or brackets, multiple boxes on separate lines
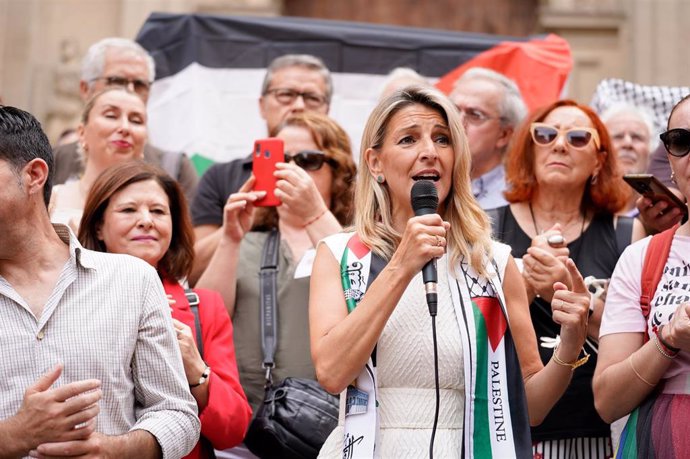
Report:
448,256,532,458
135,13,523,173
471,295,531,457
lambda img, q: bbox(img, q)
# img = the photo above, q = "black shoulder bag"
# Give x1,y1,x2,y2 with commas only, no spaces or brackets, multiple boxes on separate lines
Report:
244,230,339,459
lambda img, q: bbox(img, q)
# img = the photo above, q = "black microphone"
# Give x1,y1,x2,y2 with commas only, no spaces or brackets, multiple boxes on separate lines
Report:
411,180,439,316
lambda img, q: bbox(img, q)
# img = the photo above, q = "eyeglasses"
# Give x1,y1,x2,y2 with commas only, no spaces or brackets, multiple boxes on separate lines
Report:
660,128,690,158
455,106,502,126
265,88,327,109
530,123,601,150
284,150,335,171
91,76,151,96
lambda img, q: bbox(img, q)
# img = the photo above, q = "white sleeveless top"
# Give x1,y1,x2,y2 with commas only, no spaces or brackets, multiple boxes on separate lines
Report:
319,254,465,458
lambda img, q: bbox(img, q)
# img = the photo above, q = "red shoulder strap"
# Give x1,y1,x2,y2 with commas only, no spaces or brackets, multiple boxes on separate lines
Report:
639,224,679,341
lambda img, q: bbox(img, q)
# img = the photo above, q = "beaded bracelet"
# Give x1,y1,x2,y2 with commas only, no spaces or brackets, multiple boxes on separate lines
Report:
653,331,678,360
656,325,680,355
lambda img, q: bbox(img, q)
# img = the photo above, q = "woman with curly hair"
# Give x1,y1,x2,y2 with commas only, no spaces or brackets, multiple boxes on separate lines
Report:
195,112,356,451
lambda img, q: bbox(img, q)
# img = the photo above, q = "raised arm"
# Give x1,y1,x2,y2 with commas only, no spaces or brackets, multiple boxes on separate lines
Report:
309,215,448,394
195,178,264,316
508,257,590,425
189,164,243,286
273,162,342,244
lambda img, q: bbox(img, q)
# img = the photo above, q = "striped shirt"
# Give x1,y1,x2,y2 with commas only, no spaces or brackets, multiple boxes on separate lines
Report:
0,225,200,458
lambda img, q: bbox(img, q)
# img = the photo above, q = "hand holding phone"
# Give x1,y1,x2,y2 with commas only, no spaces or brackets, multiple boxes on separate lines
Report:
252,138,284,207
623,174,687,214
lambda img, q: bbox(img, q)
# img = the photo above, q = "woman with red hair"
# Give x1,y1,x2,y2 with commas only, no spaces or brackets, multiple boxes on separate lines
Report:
490,99,645,457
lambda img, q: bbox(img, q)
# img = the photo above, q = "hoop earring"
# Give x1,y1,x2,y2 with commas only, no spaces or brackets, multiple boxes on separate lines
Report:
590,173,598,185
376,175,385,184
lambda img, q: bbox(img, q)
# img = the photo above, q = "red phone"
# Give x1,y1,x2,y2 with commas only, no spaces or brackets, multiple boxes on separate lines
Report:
252,138,284,207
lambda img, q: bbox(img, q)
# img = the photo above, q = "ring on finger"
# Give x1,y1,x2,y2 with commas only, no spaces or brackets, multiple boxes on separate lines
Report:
547,234,565,247
436,235,442,247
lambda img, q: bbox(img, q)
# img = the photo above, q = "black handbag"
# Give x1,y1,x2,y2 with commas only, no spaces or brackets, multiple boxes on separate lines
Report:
244,231,339,459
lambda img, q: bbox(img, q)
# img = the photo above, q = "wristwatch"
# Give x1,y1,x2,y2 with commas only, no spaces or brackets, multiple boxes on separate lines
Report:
190,365,211,388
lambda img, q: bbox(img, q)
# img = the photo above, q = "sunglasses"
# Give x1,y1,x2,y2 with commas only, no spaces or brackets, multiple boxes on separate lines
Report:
530,123,601,150
91,76,152,96
284,150,335,171
660,128,690,158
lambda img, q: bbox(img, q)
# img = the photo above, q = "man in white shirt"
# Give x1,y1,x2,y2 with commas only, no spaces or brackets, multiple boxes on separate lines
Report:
0,105,199,458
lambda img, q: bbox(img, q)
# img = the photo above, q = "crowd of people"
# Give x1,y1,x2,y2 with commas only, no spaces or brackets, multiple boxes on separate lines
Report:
0,34,688,459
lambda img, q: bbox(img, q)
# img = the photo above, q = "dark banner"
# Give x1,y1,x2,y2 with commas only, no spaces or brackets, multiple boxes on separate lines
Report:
137,13,523,80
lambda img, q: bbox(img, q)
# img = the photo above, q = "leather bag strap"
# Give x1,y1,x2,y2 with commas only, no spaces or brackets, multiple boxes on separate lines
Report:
259,230,280,383
183,288,216,459
185,289,204,357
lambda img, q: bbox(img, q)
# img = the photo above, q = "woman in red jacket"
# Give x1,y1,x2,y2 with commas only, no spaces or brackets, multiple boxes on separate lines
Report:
78,160,252,458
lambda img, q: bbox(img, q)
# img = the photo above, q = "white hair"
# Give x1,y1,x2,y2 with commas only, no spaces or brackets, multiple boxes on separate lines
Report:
379,67,429,100
600,102,658,152
81,38,156,88
452,67,527,128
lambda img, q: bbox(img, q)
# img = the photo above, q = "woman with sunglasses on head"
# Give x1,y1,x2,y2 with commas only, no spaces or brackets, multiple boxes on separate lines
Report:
593,95,690,458
78,161,252,459
489,99,646,458
195,111,356,455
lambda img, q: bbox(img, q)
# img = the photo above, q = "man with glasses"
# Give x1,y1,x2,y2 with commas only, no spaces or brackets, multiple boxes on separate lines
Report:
52,37,199,200
189,54,332,283
449,67,527,209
